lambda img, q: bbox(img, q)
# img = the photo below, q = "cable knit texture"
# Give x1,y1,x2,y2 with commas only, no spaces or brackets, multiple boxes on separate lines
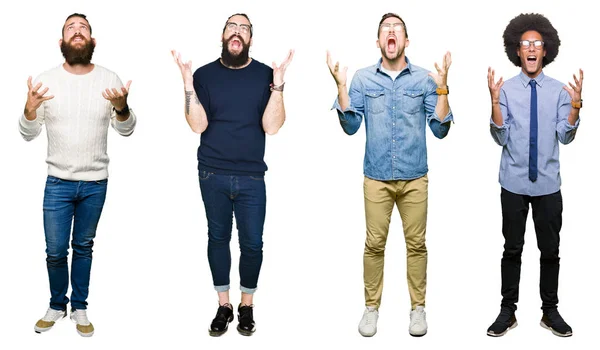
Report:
19,64,136,181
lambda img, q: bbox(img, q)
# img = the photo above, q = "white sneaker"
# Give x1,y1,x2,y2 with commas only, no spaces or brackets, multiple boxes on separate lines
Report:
34,308,67,333
409,306,427,337
70,309,95,337
358,306,379,337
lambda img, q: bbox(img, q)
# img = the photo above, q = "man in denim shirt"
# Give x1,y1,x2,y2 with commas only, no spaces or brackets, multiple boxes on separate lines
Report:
486,13,582,338
327,13,453,337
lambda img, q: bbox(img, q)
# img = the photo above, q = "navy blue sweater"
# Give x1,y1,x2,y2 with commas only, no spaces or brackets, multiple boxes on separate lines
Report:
193,59,273,176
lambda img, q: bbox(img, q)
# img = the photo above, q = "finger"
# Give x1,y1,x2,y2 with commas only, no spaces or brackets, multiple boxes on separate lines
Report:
568,82,576,90
41,95,55,101
27,76,33,90
32,82,43,93
104,89,115,99
125,80,132,91
496,77,504,89
446,51,452,67
434,62,441,73
579,68,584,81
39,87,50,97
343,66,348,75
283,49,295,68
272,61,277,70
326,50,334,70
111,88,121,97
102,91,109,99
572,74,579,85
121,87,128,95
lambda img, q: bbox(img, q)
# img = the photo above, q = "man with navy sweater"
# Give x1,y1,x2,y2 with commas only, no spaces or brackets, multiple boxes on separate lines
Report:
172,13,293,337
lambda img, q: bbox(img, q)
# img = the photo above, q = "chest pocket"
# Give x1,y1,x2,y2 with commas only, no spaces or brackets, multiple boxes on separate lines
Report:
365,90,385,114
401,89,424,114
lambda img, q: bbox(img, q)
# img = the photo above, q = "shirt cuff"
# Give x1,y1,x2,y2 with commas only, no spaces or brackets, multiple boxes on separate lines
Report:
490,116,506,129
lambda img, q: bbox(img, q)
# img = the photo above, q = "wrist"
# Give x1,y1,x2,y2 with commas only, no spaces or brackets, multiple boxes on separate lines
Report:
114,104,130,115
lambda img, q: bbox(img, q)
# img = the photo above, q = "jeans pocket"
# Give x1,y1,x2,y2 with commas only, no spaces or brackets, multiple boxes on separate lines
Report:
46,176,61,185
401,89,424,114
94,179,108,185
199,171,213,181
366,89,385,114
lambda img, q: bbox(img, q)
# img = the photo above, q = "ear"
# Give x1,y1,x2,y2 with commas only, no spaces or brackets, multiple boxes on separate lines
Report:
405,38,410,48
59,38,63,48
92,38,96,46
543,48,546,57
376,39,380,49
517,48,521,58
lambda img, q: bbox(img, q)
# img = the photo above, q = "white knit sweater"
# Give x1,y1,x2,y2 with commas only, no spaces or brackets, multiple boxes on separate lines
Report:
19,64,136,181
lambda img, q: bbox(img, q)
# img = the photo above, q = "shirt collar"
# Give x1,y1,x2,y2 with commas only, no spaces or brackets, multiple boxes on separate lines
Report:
519,70,546,88
374,56,412,75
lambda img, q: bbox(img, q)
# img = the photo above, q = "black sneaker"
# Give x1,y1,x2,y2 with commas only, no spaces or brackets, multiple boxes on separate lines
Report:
237,304,256,336
209,303,234,337
487,307,517,337
541,309,572,337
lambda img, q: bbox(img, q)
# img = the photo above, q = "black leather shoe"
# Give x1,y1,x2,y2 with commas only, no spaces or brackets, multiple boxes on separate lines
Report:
541,309,572,337
237,304,256,336
209,304,234,337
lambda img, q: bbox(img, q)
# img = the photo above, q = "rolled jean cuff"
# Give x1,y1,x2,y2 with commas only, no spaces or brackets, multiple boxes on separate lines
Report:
241,285,257,294
214,284,230,292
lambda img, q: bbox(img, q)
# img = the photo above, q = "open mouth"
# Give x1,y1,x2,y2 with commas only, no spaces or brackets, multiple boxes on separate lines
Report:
229,37,242,50
526,55,537,64
387,36,397,52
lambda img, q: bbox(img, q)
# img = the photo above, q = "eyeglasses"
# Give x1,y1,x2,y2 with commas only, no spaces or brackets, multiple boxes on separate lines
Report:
520,40,544,49
225,22,251,34
380,23,404,33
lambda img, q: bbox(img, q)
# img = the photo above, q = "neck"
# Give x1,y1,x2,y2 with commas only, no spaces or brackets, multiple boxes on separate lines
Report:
381,54,407,71
220,57,252,69
63,62,94,75
522,68,542,79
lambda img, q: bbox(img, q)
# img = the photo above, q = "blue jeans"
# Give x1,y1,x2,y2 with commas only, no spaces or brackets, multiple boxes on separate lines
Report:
43,176,107,311
199,171,266,294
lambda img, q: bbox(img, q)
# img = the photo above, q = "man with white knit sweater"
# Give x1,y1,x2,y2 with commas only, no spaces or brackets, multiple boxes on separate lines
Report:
19,13,136,337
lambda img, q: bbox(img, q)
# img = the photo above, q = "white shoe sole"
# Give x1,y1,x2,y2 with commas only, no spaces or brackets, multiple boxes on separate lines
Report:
540,321,572,337
358,327,377,337
487,321,518,337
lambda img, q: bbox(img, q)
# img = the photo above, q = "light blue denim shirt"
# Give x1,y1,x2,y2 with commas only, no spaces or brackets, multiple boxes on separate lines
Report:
490,71,580,196
332,58,453,181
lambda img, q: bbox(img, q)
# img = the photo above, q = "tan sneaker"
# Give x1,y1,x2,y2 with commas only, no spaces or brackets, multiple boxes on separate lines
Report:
34,308,67,333
70,309,94,337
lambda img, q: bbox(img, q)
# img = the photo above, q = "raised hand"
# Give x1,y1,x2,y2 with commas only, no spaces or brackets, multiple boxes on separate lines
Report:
24,76,54,118
326,50,348,87
429,51,452,88
563,69,584,102
487,67,504,104
102,80,131,111
272,49,294,86
172,49,193,84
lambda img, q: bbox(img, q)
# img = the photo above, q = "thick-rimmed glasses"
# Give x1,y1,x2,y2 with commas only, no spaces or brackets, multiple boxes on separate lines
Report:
225,22,251,34
520,40,544,49
380,23,405,33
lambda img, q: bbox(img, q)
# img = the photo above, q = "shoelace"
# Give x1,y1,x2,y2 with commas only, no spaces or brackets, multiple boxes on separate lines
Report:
72,310,90,325
411,309,425,324
43,308,63,321
365,309,377,325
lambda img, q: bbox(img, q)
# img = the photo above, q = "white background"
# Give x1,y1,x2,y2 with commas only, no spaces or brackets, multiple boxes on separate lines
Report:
0,0,597,349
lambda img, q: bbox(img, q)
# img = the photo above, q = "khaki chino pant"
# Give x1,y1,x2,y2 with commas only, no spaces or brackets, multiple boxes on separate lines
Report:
363,175,428,309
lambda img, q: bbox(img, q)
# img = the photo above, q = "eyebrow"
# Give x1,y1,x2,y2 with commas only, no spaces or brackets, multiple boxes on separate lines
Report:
66,21,88,27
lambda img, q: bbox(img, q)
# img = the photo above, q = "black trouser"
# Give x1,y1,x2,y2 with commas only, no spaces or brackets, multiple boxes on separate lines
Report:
500,188,562,312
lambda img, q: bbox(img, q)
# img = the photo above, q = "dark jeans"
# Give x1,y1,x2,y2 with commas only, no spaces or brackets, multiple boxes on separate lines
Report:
199,171,266,294
500,188,562,311
43,176,107,311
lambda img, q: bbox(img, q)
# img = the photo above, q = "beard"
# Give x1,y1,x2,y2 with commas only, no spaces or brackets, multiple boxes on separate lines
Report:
61,36,95,65
221,34,250,68
380,47,404,62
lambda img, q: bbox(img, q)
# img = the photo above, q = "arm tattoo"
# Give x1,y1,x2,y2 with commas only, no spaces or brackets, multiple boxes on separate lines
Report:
185,90,193,115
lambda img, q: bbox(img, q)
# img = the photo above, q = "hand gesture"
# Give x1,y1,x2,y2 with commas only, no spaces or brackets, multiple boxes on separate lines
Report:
25,76,54,115
102,80,131,111
171,50,193,84
487,67,504,104
563,69,584,102
326,50,348,87
429,51,452,87
272,49,294,86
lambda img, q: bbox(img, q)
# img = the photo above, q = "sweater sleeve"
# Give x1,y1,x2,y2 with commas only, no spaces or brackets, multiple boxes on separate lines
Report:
110,74,136,137
19,76,46,141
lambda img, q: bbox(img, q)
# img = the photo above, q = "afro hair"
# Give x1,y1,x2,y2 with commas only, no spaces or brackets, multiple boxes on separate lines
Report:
503,13,560,68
